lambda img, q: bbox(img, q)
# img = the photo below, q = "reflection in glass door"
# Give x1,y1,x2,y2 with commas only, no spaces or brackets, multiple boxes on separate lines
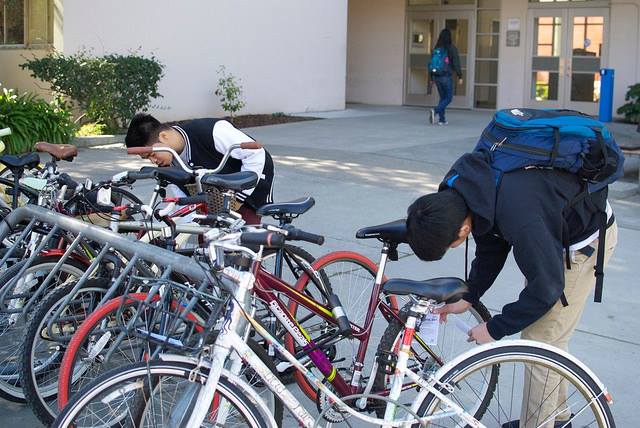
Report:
406,17,436,105
405,11,473,108
527,8,608,115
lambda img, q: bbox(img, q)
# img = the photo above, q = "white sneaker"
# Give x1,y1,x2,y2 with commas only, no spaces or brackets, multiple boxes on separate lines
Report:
437,121,448,126
429,109,435,124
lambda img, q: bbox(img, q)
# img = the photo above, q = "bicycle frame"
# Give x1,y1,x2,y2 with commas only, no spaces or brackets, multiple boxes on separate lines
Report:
184,263,483,428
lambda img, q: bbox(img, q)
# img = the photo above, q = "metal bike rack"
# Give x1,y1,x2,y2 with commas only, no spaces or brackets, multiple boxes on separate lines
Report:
0,206,221,340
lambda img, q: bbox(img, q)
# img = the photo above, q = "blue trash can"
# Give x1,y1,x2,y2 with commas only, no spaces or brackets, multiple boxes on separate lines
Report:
599,68,614,122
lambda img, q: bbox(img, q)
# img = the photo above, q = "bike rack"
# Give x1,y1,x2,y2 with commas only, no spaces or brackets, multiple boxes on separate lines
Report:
0,206,222,344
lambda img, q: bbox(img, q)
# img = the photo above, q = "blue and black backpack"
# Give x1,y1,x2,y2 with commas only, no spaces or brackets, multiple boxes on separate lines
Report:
428,47,450,76
474,108,625,302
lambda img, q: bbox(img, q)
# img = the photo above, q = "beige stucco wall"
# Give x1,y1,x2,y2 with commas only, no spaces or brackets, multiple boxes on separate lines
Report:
0,0,63,99
498,0,640,117
58,0,348,120
609,0,640,117
346,0,405,105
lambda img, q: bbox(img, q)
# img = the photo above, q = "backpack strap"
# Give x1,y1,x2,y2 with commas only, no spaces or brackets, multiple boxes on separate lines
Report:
549,127,561,167
593,210,608,302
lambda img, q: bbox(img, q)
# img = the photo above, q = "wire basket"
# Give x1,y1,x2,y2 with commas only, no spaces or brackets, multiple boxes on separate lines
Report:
112,275,228,354
185,183,242,214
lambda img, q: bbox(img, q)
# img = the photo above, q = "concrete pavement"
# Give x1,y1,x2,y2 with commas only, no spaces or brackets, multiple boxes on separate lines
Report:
3,105,639,426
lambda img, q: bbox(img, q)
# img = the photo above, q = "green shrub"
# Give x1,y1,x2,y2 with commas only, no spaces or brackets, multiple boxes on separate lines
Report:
0,85,75,154
76,122,107,137
20,50,164,133
214,66,245,121
617,83,640,123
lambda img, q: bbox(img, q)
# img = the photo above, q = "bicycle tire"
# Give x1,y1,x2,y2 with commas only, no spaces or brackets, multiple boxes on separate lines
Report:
372,301,496,418
57,293,284,426
285,250,397,402
416,342,615,428
20,278,110,425
53,360,269,428
0,256,86,402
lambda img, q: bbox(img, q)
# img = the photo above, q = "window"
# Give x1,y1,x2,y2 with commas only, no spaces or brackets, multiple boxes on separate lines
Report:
474,4,499,108
0,0,52,46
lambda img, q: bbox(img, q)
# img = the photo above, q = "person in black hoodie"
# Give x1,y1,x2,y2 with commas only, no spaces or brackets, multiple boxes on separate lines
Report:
125,113,274,224
406,152,618,428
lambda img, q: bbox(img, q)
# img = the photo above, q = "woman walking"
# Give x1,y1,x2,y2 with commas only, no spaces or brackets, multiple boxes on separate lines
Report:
428,28,463,125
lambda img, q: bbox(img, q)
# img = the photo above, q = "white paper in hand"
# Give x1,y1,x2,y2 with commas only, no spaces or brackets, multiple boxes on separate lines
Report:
418,313,440,345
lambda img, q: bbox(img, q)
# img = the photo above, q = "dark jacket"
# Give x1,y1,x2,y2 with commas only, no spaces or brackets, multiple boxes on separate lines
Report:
441,153,608,340
441,45,463,79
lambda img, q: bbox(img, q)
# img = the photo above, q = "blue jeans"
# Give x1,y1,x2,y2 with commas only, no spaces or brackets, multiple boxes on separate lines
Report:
433,74,453,123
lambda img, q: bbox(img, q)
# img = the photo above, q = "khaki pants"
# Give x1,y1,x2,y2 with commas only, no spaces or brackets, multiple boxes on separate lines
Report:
519,222,618,428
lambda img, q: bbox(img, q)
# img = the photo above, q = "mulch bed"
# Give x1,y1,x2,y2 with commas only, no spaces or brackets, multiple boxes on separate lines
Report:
227,114,319,128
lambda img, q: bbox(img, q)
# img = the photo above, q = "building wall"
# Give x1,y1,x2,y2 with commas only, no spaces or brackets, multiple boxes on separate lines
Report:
56,0,348,120
497,0,640,117
0,0,63,99
609,0,640,116
346,0,405,105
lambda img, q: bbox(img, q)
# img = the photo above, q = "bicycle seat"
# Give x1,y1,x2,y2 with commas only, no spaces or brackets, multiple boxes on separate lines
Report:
139,166,194,186
0,153,40,170
356,219,408,244
256,197,315,217
34,141,77,161
200,171,258,192
382,277,468,304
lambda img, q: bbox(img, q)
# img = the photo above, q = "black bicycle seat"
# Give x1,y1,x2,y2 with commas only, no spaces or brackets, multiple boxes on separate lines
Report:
256,197,315,217
138,166,194,186
200,171,258,192
356,219,408,244
382,277,468,304
0,153,40,170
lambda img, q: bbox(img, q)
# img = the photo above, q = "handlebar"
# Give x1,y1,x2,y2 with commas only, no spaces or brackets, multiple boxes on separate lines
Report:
283,225,325,245
240,232,286,248
127,142,262,175
0,128,11,138
164,194,209,206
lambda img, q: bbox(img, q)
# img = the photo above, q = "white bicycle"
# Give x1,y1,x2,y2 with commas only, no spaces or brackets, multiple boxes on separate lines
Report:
53,227,616,428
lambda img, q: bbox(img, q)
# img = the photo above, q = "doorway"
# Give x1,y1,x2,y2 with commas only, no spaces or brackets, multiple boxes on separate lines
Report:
405,10,474,108
526,7,609,115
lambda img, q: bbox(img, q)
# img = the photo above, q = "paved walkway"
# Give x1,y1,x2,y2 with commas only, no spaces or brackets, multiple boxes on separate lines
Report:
3,105,638,426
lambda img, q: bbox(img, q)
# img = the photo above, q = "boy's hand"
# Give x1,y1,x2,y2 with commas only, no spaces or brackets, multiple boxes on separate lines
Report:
467,322,495,344
433,299,471,323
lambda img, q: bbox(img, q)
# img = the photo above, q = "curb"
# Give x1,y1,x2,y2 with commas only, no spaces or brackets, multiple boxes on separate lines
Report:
72,135,126,148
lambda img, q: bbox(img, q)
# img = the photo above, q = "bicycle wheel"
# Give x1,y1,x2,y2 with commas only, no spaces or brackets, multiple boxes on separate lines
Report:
0,256,86,401
285,251,397,402
57,293,284,426
372,301,496,418
416,341,615,428
53,360,269,428
20,278,109,425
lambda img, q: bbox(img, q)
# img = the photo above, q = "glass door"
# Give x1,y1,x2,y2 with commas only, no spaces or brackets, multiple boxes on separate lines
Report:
565,9,608,114
405,11,474,108
405,15,437,105
526,7,608,115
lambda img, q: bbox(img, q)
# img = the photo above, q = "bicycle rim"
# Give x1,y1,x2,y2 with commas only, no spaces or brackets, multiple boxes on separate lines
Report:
53,361,269,428
417,344,615,428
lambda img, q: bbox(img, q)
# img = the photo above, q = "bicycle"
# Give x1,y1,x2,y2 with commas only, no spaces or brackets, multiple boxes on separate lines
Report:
52,226,616,428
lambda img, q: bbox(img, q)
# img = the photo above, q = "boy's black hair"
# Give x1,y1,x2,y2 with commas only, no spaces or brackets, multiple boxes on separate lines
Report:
406,189,469,261
125,113,162,148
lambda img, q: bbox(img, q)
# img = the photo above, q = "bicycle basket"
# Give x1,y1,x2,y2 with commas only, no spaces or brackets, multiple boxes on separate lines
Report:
185,183,242,213
113,276,228,354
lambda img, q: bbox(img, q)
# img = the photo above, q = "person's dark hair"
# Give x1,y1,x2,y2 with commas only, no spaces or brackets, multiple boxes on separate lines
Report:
125,113,171,148
406,189,469,261
435,28,452,49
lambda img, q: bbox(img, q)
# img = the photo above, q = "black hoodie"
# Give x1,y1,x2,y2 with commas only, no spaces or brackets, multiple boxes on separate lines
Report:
441,152,608,340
